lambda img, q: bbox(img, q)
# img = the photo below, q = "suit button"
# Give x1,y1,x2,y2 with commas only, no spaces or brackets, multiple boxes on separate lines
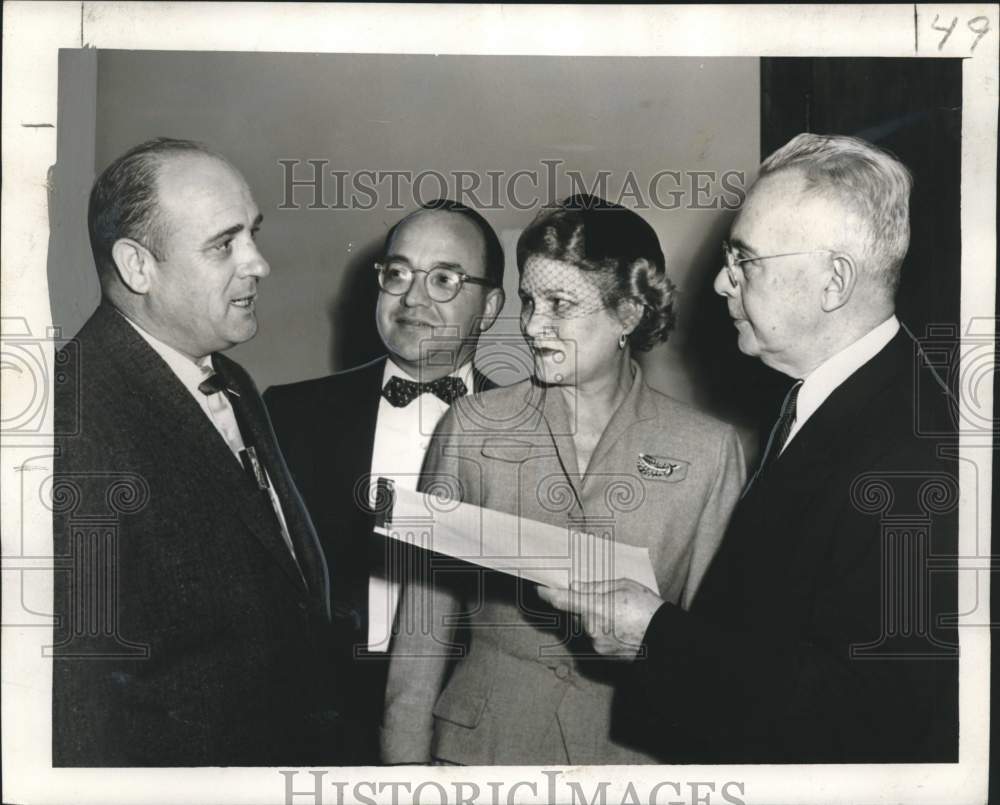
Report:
554,664,570,680
298,601,308,612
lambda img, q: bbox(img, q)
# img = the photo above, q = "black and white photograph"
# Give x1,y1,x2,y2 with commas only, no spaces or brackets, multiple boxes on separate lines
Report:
1,3,995,804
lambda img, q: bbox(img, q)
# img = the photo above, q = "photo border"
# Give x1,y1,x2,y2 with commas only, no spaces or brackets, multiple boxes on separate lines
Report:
2,3,995,804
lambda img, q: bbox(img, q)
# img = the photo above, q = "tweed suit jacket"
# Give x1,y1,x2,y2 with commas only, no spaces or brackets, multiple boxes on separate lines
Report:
52,303,337,766
263,356,495,763
382,363,745,765
627,328,960,763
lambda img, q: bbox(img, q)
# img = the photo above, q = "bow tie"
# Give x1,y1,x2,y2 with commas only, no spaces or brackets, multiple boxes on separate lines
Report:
382,374,468,407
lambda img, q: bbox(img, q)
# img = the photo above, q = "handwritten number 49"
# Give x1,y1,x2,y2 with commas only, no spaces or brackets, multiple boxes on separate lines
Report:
931,15,991,52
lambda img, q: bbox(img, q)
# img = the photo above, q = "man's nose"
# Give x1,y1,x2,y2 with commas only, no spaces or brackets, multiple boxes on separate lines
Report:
401,272,432,307
242,242,271,279
713,266,735,298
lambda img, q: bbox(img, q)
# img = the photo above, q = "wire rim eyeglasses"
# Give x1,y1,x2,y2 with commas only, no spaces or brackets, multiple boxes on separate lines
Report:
722,242,837,287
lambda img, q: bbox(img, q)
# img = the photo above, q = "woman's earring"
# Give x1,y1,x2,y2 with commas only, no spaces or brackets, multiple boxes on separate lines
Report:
618,332,628,350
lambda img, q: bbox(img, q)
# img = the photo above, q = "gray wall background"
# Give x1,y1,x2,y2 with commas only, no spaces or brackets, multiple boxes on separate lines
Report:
50,51,758,416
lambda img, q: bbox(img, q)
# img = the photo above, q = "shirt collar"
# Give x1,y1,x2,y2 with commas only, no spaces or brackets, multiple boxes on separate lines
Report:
794,315,900,434
120,312,215,394
539,359,652,435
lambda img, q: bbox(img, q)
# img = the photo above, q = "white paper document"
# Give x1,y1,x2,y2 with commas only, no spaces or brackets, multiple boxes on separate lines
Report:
373,480,659,594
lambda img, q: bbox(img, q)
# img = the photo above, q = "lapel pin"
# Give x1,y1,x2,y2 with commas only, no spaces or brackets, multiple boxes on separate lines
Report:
637,452,680,479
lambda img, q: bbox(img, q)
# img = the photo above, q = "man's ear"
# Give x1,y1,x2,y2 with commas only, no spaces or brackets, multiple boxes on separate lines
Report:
821,253,857,312
110,238,157,295
477,288,505,333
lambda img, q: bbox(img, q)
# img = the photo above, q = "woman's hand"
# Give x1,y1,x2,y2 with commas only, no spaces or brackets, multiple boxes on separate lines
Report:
536,578,664,660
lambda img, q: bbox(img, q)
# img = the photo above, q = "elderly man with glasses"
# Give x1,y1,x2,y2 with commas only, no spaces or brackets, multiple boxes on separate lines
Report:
264,199,505,763
539,133,959,764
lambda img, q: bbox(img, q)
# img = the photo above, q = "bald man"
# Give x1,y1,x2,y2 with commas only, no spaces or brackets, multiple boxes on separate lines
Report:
52,138,338,765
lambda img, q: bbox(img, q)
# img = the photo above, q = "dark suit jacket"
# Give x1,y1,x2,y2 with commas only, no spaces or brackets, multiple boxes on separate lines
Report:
52,303,338,766
263,356,495,763
628,328,959,763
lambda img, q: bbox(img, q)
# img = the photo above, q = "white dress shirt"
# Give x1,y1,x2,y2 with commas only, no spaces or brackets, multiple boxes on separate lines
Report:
366,358,475,651
120,313,299,564
782,315,900,452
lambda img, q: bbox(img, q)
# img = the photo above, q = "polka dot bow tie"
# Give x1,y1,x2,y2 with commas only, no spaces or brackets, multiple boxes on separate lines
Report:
382,375,468,408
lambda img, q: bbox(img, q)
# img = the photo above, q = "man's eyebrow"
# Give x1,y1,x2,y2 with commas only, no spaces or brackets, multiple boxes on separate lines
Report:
430,260,464,272
205,214,264,246
729,237,756,255
383,256,465,272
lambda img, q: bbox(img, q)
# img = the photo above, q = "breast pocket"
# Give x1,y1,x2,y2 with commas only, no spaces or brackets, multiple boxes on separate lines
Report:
480,439,537,464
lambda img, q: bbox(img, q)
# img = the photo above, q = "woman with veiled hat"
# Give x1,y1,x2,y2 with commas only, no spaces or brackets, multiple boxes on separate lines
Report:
382,195,745,765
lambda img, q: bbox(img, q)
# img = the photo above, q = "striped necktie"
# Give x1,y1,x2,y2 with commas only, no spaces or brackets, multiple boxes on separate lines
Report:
741,380,803,498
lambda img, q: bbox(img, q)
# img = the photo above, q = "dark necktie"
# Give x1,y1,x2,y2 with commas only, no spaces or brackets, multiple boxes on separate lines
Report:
198,372,267,485
742,380,803,498
381,374,468,407
198,372,307,570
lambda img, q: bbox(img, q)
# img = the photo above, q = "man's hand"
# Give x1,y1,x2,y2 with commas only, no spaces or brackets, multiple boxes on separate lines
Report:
536,578,664,660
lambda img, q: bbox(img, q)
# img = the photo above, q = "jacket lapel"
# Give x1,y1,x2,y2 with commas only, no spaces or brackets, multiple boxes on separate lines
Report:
215,354,331,617
535,363,654,508
98,306,311,597
333,358,386,515
537,382,585,509
321,358,387,596
742,329,915,514
584,361,656,479
697,329,920,617
472,366,497,394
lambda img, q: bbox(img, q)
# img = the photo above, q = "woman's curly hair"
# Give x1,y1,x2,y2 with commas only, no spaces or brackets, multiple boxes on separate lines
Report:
515,194,676,351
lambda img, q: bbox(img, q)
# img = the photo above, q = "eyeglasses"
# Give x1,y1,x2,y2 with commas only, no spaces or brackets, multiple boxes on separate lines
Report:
722,241,835,287
374,261,497,303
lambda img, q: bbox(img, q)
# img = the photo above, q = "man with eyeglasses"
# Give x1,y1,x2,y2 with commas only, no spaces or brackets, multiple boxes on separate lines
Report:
265,199,505,763
538,133,958,763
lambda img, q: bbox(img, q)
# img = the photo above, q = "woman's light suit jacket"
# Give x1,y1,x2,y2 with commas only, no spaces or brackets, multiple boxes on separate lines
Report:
382,364,745,765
